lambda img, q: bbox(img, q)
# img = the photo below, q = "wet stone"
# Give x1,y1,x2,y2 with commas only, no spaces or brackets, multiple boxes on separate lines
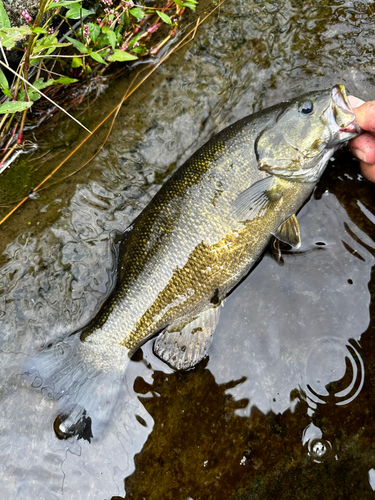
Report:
3,0,38,28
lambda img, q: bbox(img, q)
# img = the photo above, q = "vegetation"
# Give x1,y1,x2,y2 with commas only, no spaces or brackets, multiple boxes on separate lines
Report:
0,0,197,169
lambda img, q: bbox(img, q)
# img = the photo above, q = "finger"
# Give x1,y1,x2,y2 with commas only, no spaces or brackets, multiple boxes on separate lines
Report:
349,132,375,165
359,161,375,183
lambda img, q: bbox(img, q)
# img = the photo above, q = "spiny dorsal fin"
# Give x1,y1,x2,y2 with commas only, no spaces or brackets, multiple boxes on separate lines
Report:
231,176,283,223
154,306,221,371
272,214,301,248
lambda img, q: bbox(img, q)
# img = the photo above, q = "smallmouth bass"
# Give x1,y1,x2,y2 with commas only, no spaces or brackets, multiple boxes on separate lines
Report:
24,84,361,440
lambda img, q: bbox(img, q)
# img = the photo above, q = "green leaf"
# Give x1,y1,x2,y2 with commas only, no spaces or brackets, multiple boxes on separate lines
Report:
56,76,78,84
46,0,82,10
18,88,40,101
0,67,8,90
107,29,116,49
183,0,197,9
107,49,138,62
0,0,10,28
18,76,79,101
128,33,140,48
129,7,144,19
131,45,147,54
0,26,31,48
88,22,100,42
89,51,107,64
33,76,78,89
35,34,63,47
64,34,88,53
66,5,95,19
98,48,109,57
171,0,184,7
156,11,172,25
71,56,83,68
1,88,12,98
0,100,33,114
32,27,48,34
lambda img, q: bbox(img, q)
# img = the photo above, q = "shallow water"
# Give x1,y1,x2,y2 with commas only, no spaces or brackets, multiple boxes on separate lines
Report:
0,0,375,498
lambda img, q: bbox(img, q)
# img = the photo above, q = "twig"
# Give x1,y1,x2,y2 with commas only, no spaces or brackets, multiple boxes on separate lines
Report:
0,141,18,169
0,40,9,66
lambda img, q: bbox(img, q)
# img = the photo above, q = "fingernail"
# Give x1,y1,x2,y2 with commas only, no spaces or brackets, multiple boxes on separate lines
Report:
348,96,365,108
353,148,367,162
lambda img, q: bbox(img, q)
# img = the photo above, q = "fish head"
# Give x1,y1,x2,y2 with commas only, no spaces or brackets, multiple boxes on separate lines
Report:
255,84,361,182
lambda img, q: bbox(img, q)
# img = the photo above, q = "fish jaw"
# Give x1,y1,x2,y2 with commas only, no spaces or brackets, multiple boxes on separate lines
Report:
325,84,362,145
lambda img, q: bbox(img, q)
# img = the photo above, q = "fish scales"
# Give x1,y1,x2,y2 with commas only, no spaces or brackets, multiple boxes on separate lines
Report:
93,106,312,352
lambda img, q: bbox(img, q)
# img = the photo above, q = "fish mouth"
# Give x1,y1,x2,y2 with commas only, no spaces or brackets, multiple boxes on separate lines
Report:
330,84,362,139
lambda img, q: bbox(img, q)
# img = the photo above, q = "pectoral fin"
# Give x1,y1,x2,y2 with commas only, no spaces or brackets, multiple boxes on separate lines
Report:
272,214,301,248
232,176,283,223
154,306,221,370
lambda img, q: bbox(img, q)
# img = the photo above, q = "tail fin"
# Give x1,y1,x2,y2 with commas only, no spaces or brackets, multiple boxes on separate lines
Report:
23,334,130,441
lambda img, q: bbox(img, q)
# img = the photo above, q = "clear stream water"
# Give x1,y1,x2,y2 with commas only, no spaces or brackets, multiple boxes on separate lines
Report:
0,0,375,498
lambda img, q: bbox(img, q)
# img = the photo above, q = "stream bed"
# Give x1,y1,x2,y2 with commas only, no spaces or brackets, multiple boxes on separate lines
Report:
0,0,375,498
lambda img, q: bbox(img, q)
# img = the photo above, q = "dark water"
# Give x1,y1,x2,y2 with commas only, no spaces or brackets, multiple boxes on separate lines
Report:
0,0,375,498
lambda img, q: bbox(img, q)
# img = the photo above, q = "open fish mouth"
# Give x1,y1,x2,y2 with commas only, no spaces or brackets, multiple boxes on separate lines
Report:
330,84,362,138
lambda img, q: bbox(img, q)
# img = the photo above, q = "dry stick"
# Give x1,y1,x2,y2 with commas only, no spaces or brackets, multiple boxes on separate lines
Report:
0,40,9,67
0,141,18,169
35,66,153,193
0,0,227,227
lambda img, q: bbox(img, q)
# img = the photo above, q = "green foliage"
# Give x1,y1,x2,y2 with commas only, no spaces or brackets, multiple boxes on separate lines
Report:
107,50,138,62
129,8,145,19
18,77,79,101
88,23,100,42
0,0,10,28
156,11,172,25
65,34,88,54
45,0,82,10
0,0,199,131
65,4,95,19
0,101,33,114
0,26,31,48
90,51,107,64
71,56,84,68
183,0,198,10
0,68,11,98
32,27,48,34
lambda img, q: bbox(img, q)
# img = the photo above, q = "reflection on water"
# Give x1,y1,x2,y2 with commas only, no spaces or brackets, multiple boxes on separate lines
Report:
303,337,365,407
0,0,375,498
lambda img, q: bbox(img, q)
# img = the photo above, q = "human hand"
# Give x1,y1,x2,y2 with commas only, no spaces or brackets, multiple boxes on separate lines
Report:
348,96,375,183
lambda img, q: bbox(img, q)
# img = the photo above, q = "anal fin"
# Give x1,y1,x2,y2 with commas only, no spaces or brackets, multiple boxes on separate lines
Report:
154,306,221,371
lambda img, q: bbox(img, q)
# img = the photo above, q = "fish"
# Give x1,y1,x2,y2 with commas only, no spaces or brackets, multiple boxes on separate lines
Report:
23,84,361,441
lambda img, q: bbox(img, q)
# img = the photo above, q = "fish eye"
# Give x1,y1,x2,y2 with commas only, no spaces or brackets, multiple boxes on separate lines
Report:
298,100,314,114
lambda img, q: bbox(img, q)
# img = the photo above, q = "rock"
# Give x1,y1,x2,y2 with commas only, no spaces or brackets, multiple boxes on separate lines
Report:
3,0,38,28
